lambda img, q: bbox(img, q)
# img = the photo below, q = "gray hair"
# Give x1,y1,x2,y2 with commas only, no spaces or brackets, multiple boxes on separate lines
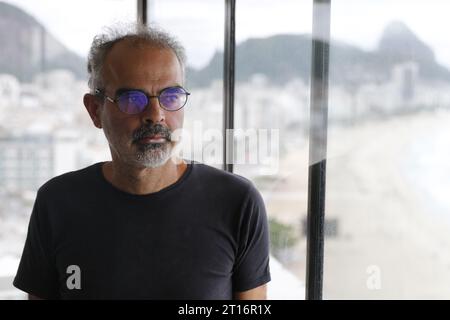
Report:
87,23,187,92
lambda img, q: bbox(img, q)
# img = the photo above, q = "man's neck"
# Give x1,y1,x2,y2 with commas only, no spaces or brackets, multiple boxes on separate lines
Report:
102,159,187,195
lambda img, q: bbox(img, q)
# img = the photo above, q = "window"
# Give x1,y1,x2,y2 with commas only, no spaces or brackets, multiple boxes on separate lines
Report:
3,0,449,301
148,0,225,167
0,0,136,299
325,0,450,299
233,0,313,299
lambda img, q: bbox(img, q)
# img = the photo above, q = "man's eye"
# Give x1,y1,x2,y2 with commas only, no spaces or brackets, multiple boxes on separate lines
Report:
164,95,179,101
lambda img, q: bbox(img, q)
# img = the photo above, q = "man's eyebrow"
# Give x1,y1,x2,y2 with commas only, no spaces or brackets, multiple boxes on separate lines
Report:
115,88,147,96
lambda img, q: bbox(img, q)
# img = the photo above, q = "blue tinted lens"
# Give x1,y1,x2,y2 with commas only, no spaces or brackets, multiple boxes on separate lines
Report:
118,91,148,114
159,87,187,111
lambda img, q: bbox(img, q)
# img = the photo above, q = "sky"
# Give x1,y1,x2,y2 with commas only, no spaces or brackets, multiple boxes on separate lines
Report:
3,0,450,69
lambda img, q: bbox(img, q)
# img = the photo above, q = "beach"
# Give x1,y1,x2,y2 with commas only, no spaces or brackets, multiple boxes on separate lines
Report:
262,108,450,299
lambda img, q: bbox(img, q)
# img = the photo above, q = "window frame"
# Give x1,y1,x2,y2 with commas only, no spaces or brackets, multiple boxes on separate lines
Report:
140,0,332,300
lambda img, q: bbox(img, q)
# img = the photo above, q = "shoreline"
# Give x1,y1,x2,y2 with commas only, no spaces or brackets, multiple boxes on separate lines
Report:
264,108,450,299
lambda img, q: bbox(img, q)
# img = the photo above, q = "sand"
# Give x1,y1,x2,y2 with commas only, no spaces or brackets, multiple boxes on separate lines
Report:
261,108,450,299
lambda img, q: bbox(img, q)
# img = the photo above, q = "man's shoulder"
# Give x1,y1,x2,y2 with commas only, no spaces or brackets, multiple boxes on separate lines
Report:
192,162,251,186
190,162,261,199
38,162,102,197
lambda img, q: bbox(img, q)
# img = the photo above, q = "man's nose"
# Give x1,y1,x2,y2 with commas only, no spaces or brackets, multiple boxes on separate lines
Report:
142,97,165,124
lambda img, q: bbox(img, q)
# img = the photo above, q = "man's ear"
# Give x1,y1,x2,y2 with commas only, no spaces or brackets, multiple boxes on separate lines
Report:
83,93,103,129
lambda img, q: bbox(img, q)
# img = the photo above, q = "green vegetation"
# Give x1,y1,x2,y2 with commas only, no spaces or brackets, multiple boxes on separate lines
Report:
269,217,298,259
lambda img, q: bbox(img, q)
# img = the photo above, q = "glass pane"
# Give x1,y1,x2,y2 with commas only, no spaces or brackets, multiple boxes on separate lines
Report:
0,0,136,299
149,0,224,167
233,0,313,299
325,0,450,299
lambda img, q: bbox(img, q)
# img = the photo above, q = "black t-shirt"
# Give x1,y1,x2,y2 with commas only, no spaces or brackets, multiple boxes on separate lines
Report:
13,162,271,299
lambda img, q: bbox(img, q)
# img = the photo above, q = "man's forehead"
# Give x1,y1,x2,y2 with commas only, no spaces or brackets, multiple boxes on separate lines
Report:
102,41,181,86
106,39,176,65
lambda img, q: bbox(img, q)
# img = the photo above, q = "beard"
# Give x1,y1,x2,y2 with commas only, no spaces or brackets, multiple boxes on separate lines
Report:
134,140,173,168
105,123,179,169
132,123,174,168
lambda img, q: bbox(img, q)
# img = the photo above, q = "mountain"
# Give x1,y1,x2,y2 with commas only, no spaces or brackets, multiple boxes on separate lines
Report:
1,2,449,88
0,1,86,81
378,21,435,63
375,21,450,81
187,34,312,87
187,21,450,88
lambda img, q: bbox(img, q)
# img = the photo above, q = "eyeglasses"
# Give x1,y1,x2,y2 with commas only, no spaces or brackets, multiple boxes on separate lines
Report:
95,86,190,114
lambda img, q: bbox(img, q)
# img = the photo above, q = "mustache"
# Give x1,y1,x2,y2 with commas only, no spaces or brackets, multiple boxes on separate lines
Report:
132,123,172,143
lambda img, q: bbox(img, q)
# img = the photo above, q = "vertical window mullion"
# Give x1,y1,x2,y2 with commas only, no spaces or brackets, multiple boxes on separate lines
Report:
223,0,236,173
137,0,148,25
305,0,331,300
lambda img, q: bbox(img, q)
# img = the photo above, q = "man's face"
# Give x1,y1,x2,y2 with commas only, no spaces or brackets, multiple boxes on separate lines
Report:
95,40,185,168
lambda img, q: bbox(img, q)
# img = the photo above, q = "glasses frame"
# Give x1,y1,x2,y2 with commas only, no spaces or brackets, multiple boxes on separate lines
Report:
94,86,190,113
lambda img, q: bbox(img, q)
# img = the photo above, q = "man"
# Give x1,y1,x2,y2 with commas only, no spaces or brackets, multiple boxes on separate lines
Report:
13,23,270,299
